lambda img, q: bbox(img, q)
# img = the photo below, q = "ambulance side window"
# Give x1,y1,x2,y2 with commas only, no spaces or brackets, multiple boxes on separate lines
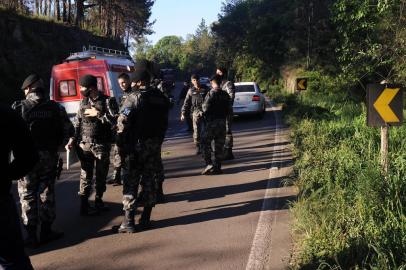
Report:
59,80,77,97
97,77,105,92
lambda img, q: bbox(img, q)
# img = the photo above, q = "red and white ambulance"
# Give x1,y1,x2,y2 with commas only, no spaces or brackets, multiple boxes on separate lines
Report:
50,45,135,119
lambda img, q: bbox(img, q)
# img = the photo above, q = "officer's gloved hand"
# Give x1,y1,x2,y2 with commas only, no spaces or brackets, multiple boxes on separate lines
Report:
180,114,185,121
84,107,99,118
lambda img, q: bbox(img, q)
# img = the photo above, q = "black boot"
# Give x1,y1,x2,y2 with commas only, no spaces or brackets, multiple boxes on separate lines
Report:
223,148,235,160
95,196,109,212
24,225,39,248
118,210,136,233
138,206,153,231
211,163,223,175
80,196,98,216
107,168,122,186
156,182,165,203
40,222,64,244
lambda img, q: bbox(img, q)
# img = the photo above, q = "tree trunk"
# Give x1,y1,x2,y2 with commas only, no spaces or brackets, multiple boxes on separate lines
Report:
55,0,60,20
75,0,85,27
68,0,72,23
39,0,43,15
105,0,112,37
114,12,119,39
126,30,130,49
62,0,66,22
43,0,48,16
98,0,102,30
34,0,39,15
48,0,52,17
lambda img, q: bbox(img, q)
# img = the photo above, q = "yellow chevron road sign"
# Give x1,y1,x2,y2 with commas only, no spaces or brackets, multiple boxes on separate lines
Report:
373,88,400,122
367,84,403,127
296,78,307,91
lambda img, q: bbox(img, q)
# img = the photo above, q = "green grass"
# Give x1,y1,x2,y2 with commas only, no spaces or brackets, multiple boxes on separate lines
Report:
278,73,406,269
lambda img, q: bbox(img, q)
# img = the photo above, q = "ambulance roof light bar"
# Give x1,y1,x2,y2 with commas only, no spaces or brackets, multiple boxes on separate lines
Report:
86,45,130,57
66,45,132,62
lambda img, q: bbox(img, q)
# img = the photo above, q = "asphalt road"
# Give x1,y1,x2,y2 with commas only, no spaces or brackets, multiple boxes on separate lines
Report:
16,83,296,270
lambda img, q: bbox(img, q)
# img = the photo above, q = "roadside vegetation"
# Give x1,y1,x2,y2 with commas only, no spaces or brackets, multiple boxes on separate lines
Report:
286,73,405,269
209,1,406,269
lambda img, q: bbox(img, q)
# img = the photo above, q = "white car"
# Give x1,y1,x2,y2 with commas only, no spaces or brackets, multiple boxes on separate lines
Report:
233,82,266,117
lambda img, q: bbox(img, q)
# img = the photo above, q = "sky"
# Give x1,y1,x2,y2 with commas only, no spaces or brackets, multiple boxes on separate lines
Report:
147,0,224,44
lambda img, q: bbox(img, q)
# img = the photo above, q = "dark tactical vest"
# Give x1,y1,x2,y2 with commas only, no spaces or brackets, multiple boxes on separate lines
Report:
137,87,170,139
204,89,230,121
79,95,112,143
190,87,208,113
21,100,63,152
119,88,133,111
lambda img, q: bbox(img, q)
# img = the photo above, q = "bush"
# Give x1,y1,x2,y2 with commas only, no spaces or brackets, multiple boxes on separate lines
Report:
289,74,406,269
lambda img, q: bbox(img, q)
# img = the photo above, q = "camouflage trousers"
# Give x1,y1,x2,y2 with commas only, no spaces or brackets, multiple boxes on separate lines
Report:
192,111,204,147
122,138,162,211
18,151,58,227
76,142,111,198
202,119,226,166
225,112,233,150
154,138,165,185
112,144,128,181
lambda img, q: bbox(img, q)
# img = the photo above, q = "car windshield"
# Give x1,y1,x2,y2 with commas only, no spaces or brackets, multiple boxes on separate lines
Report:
235,85,255,93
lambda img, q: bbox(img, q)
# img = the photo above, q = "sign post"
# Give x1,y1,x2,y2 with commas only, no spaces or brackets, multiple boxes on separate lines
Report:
381,126,388,173
367,83,403,173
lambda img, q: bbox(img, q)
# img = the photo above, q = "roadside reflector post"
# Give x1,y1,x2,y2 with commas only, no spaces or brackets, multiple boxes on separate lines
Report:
381,125,389,174
367,83,403,175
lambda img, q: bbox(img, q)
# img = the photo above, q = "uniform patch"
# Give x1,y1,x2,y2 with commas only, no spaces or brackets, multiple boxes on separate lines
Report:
122,107,132,116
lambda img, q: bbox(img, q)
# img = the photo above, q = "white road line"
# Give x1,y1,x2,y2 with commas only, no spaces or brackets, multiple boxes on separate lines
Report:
245,109,282,270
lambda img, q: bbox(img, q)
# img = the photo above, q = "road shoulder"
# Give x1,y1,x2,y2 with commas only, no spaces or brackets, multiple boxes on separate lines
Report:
246,108,297,270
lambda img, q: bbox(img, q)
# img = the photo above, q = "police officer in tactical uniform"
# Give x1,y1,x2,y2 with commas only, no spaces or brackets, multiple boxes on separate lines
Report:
1,104,38,269
107,73,134,186
12,74,73,246
65,75,118,216
116,60,170,233
181,74,209,154
149,64,170,203
216,67,236,160
201,74,231,175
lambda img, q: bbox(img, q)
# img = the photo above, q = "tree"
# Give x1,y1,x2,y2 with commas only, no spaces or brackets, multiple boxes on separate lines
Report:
147,36,183,68
75,0,84,26
55,0,60,20
332,0,406,85
0,0,155,45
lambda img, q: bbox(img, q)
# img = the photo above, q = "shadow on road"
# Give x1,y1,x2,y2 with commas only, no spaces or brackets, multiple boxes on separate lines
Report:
153,195,296,229
165,176,287,204
26,180,125,256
